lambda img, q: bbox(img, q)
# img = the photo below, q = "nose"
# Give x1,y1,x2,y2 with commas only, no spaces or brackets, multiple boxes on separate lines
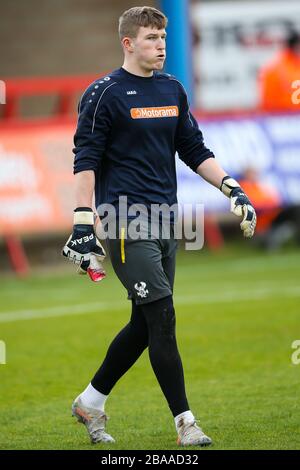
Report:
157,37,165,48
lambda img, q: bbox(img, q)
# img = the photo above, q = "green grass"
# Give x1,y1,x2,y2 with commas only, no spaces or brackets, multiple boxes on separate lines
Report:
0,246,300,450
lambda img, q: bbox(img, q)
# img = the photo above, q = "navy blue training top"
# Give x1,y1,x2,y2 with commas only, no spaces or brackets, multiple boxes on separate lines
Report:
73,67,214,217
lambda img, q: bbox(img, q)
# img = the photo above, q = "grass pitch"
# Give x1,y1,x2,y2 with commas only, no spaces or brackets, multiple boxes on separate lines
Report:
0,245,299,450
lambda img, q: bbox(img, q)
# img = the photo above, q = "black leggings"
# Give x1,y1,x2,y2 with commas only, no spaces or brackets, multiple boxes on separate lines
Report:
91,295,189,417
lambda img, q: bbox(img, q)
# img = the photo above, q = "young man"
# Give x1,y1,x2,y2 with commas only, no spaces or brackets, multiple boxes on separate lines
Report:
63,6,256,447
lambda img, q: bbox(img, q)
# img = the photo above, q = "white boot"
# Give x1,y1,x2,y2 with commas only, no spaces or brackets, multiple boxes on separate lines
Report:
176,417,212,447
72,396,115,444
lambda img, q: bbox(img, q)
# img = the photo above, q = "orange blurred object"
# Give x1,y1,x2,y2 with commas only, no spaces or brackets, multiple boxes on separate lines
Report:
258,49,300,111
239,168,282,234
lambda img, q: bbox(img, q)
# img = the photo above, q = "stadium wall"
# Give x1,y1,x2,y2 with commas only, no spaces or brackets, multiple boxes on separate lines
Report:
0,0,157,77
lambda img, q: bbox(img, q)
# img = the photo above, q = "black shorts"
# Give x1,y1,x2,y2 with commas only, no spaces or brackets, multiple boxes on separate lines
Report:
106,219,177,305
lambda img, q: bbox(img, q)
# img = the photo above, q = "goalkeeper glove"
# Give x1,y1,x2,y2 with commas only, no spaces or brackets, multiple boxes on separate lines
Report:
220,176,257,238
62,207,106,282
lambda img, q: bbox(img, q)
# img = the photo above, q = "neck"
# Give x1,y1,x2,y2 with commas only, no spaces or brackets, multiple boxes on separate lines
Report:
122,60,154,78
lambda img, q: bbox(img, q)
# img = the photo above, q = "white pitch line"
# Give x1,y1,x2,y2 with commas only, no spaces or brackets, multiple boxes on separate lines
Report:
0,301,123,323
0,285,300,324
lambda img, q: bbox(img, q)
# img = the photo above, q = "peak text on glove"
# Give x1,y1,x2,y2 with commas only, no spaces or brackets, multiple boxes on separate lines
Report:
71,234,94,246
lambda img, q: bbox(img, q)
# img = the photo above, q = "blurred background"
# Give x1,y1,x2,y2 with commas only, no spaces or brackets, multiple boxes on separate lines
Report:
1,0,300,274
0,0,300,451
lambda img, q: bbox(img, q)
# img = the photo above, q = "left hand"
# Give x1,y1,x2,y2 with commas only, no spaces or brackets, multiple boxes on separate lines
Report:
221,176,257,238
230,187,257,238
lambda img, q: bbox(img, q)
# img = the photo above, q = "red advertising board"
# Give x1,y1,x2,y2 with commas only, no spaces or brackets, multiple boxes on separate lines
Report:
0,123,75,235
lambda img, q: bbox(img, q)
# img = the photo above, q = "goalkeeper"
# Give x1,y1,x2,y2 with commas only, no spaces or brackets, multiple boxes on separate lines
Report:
62,6,256,447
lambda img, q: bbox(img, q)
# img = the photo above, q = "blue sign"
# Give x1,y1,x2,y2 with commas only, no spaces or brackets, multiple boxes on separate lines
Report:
176,113,300,212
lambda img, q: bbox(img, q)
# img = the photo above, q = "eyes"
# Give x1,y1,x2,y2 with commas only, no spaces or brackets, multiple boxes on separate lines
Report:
147,36,166,41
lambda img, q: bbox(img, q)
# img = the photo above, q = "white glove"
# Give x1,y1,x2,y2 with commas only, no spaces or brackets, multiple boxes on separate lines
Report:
62,207,106,282
220,176,257,238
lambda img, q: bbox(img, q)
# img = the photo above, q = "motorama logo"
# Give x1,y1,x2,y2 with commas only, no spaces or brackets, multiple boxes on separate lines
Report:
130,106,179,119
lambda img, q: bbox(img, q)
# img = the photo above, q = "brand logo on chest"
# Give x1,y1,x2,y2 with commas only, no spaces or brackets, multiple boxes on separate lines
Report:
130,106,179,119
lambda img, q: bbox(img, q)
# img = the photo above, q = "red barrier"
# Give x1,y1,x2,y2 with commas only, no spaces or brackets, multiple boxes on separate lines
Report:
0,74,104,275
1,74,100,122
4,235,30,277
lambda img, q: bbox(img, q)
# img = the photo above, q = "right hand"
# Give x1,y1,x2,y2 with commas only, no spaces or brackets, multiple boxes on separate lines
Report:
62,207,106,282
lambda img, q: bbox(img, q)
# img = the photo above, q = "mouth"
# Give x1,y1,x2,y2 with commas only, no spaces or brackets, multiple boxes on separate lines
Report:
156,54,165,60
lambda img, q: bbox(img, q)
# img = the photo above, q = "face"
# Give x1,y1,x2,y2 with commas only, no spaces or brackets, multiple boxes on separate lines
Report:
125,26,166,72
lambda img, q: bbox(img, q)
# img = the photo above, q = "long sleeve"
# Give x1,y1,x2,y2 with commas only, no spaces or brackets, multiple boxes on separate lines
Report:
175,84,214,172
73,83,114,174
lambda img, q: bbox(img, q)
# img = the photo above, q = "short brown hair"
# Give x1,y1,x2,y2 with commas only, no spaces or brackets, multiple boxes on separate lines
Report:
119,6,168,40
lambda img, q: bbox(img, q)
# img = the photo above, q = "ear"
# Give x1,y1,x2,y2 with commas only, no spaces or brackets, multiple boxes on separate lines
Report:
122,37,134,53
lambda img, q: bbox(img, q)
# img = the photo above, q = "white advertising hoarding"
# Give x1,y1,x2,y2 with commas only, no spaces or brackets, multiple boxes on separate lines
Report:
177,113,300,212
191,0,300,110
